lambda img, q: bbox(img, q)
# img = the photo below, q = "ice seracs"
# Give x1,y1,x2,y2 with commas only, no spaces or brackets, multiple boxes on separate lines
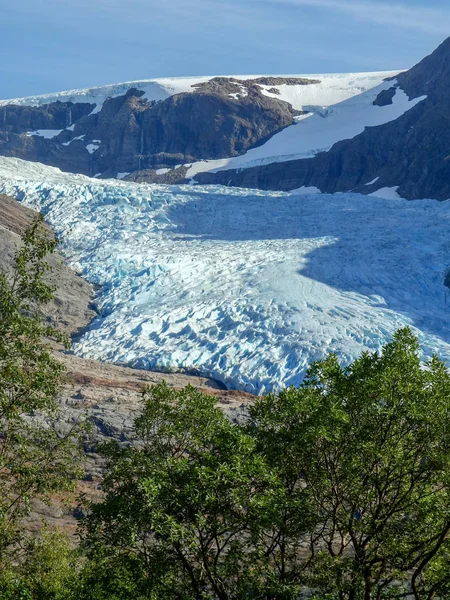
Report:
0,157,449,394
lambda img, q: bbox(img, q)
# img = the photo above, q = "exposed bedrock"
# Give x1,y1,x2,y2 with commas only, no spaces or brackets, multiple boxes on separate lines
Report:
0,101,95,134
0,78,304,178
196,37,450,201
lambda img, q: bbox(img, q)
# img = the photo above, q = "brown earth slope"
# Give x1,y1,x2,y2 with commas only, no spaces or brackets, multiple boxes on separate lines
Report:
0,194,254,535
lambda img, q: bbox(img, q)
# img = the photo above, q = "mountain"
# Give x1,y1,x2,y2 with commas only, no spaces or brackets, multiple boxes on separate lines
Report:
0,72,397,181
1,37,449,199
0,76,309,178
196,37,450,200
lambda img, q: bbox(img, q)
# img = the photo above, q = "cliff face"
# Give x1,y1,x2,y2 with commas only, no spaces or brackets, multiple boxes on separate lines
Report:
0,194,97,333
196,37,450,200
0,78,308,178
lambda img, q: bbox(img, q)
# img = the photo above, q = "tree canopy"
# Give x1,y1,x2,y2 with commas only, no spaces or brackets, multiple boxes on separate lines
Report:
81,329,450,599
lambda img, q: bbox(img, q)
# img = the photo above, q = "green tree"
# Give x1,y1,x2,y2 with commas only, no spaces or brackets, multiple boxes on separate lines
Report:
81,330,450,599
81,383,283,599
0,528,80,600
250,328,450,599
0,216,83,567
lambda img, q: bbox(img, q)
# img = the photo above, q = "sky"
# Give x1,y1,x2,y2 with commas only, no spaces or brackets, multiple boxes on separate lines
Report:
1,0,450,99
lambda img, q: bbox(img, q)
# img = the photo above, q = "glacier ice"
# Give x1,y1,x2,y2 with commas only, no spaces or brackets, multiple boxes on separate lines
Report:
0,157,449,395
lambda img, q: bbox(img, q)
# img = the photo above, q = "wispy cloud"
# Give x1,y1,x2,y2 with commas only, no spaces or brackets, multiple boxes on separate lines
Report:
17,0,450,36
265,0,450,35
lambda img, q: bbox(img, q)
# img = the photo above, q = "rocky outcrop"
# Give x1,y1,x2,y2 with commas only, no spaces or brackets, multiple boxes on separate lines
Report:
0,79,304,179
196,36,450,201
0,194,97,333
0,101,95,134
373,87,397,106
191,76,319,95
124,165,191,184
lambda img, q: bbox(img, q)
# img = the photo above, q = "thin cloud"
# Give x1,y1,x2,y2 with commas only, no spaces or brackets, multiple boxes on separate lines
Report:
16,0,450,36
266,0,450,35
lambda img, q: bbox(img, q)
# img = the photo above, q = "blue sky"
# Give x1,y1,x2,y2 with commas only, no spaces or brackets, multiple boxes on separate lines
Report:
1,0,450,99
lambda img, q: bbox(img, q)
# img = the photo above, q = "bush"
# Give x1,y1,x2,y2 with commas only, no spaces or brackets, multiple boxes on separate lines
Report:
0,529,79,600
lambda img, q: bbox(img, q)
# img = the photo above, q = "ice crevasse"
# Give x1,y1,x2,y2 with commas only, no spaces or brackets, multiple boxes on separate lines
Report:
0,157,449,394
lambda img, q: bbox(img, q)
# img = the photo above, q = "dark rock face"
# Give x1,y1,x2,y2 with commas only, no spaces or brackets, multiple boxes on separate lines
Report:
373,87,397,107
445,270,450,290
0,79,303,178
197,36,450,201
0,101,95,134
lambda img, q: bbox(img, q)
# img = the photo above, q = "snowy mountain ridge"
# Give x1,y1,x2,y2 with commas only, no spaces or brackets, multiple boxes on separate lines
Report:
197,36,450,200
2,36,450,199
0,71,400,111
0,69,409,187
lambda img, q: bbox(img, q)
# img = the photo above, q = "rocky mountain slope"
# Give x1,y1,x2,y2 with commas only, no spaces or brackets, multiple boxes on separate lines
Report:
0,194,253,534
0,194,96,333
0,77,311,178
196,37,450,200
0,72,397,182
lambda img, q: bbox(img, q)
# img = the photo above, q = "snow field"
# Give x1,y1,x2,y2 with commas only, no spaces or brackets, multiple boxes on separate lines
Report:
0,72,398,111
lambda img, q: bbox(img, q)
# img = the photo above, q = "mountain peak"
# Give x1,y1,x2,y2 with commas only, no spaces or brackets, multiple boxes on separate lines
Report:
397,35,450,100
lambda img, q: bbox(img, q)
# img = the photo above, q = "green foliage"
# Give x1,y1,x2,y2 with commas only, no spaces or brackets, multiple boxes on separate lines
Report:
0,215,83,565
72,552,151,600
82,330,450,599
81,383,283,598
0,529,79,600
250,328,450,598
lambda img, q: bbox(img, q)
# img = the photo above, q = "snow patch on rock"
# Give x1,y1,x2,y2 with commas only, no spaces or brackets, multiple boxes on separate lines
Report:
27,129,64,139
370,187,402,200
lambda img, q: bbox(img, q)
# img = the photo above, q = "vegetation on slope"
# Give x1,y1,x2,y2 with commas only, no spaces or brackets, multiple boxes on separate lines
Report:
0,216,83,565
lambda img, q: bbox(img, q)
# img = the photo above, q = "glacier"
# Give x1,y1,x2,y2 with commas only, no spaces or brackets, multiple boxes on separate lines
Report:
0,71,398,112
0,157,449,395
